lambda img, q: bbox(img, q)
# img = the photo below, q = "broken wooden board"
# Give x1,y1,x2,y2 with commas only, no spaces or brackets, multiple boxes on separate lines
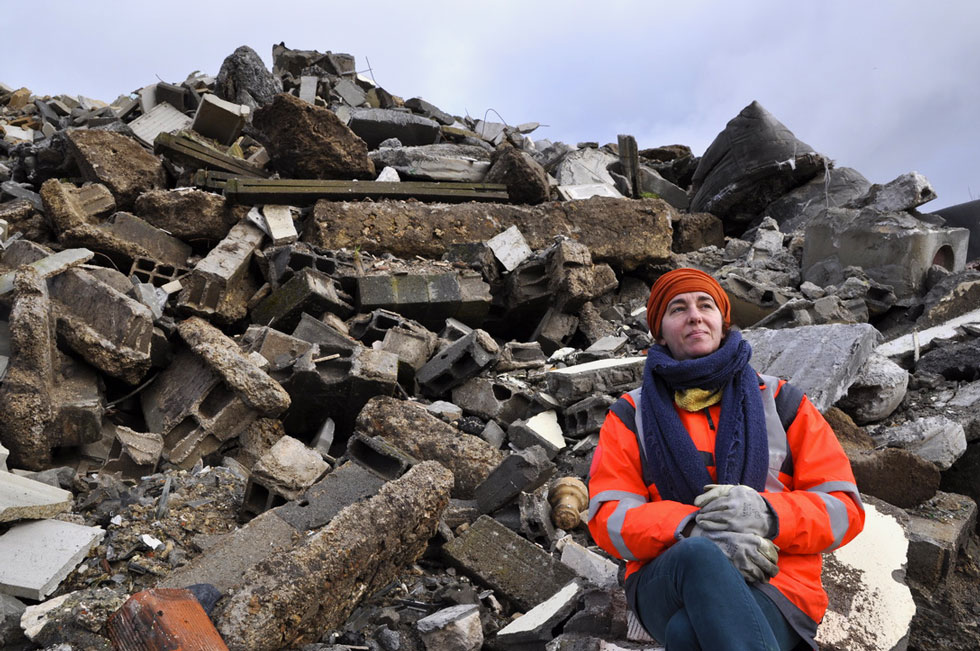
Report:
220,177,511,205
154,132,269,179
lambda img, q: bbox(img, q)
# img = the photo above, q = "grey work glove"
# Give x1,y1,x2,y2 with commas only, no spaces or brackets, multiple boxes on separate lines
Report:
690,524,780,583
694,484,776,538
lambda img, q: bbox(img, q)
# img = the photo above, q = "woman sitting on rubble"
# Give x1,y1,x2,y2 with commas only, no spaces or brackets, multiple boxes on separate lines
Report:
587,268,865,650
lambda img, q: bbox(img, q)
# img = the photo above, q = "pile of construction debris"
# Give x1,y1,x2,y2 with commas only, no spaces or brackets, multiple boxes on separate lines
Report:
2,42,980,650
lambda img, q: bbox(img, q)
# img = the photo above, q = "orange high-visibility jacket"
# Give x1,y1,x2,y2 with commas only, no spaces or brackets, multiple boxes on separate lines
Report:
587,374,865,646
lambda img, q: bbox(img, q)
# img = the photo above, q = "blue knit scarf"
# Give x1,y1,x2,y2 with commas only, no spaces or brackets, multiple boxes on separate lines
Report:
639,330,768,505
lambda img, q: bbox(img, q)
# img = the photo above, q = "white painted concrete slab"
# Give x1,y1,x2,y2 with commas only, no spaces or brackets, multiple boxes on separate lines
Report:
0,472,72,522
0,520,104,600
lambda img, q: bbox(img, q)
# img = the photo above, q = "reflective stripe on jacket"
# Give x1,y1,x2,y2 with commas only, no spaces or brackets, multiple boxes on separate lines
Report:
587,374,865,646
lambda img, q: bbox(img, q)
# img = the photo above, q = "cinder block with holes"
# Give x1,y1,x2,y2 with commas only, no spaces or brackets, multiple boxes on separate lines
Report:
416,329,499,397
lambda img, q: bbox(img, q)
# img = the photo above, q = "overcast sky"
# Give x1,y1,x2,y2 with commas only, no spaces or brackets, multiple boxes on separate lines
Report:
4,1,978,210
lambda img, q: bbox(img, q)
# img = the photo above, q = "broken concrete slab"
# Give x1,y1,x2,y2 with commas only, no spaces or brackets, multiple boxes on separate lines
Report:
835,353,909,424
100,425,163,479
877,306,980,361
0,519,104,600
847,171,937,213
348,107,441,149
214,461,452,650
487,224,533,272
417,604,483,651
764,166,871,234
558,539,619,589
177,316,290,417
272,460,387,533
247,435,328,508
554,148,619,187
872,415,967,470
65,128,166,210
546,357,646,407
496,580,585,647
307,196,674,273
690,100,826,222
355,396,503,499
509,411,566,459
803,207,969,303
134,187,241,243
816,499,916,651
0,244,93,295
0,471,72,523
39,178,115,236
0,267,103,469
127,101,192,147
252,92,374,180
905,491,977,590
443,514,577,612
369,143,491,182
742,323,881,412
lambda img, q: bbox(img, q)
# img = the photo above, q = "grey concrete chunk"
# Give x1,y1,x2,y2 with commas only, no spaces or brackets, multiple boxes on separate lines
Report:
545,357,646,406
905,491,977,590
559,539,619,588
250,436,329,502
872,415,967,470
847,171,937,213
349,107,441,149
475,445,555,515
743,323,881,412
0,471,72,523
417,329,500,397
273,460,386,532
487,225,533,272
442,514,577,611
417,604,482,651
509,410,565,458
0,520,104,600
369,143,491,182
495,580,584,645
128,101,192,147
554,148,618,187
191,92,249,146
835,353,909,424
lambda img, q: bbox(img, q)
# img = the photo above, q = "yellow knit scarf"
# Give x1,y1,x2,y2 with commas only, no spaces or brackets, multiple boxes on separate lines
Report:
674,387,723,412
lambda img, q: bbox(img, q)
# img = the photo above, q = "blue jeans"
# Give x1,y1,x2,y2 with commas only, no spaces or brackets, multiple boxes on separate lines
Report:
633,537,802,650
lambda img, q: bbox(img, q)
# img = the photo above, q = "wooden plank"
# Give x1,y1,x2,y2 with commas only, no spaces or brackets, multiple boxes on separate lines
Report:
222,178,510,205
154,132,269,179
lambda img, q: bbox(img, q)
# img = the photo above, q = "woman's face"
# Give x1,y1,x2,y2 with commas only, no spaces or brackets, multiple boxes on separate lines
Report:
657,291,724,360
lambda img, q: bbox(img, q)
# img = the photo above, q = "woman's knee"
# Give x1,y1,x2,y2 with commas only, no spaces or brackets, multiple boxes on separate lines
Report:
669,537,734,577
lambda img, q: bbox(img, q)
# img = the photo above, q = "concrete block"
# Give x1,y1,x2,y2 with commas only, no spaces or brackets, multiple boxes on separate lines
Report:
817,500,916,651
346,431,418,481
215,462,453,650
487,225,533,272
38,178,115,235
638,165,690,210
357,270,491,330
904,491,977,590
192,92,249,146
0,471,72,523
348,107,442,149
100,425,163,479
480,420,507,448
417,604,483,651
265,243,349,288
247,435,329,510
65,128,166,210
298,75,317,104
475,445,556,515
509,410,565,458
559,539,619,588
238,324,316,376
872,415,967,470
252,267,353,332
273,460,386,533
107,588,229,651
0,519,104,600
546,357,646,407
178,220,264,317
442,514,578,611
380,325,438,383
496,341,547,371
355,396,503,500
417,329,500,397
451,376,534,423
128,101,192,147
290,311,359,355
583,335,628,360
258,205,298,245
107,212,192,269
532,308,579,356
495,580,584,645
159,510,297,593
427,400,463,421
563,395,616,439
742,323,881,412
561,587,632,640
554,148,618,186
0,592,26,648
835,353,909,424
331,78,367,107
803,207,969,303
350,308,412,345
